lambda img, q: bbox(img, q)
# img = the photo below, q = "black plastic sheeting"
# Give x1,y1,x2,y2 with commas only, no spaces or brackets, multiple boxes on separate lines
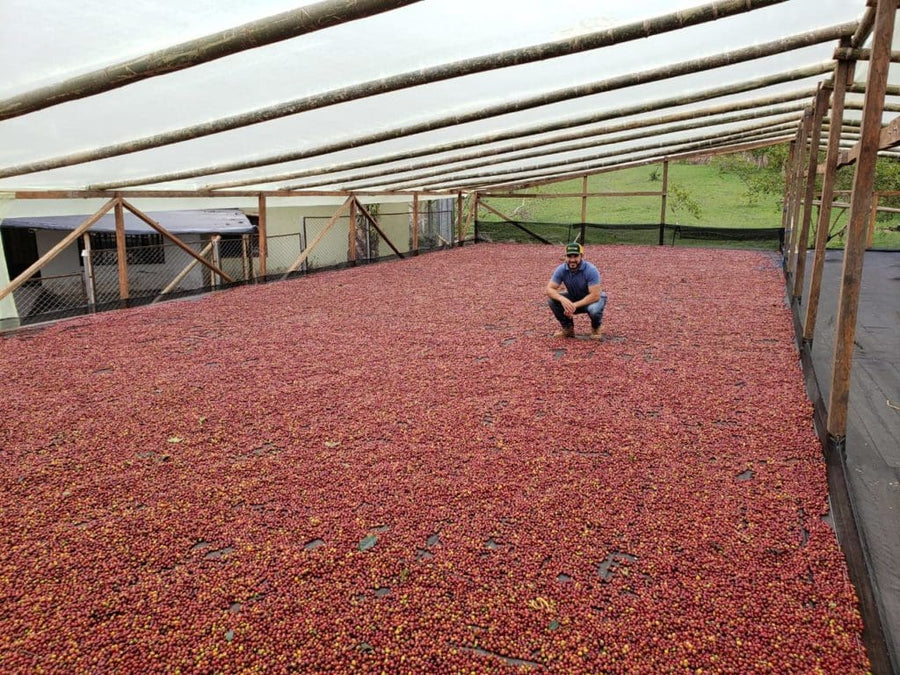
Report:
792,250,900,675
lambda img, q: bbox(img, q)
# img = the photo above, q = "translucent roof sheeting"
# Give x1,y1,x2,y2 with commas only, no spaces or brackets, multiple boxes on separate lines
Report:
0,0,891,206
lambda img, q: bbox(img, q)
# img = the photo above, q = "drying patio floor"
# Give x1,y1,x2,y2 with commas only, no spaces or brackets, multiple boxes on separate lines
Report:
0,243,875,673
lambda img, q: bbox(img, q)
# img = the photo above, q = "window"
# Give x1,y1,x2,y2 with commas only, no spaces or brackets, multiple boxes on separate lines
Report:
79,232,165,265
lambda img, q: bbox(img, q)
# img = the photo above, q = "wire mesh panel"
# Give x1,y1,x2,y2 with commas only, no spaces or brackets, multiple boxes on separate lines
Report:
475,220,783,250
10,273,87,324
88,236,218,306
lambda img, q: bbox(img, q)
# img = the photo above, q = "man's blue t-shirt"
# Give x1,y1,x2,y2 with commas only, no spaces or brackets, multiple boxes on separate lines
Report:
551,260,601,302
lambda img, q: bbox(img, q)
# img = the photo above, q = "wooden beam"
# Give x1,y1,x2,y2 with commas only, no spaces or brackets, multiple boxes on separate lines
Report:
257,194,268,277
119,199,235,282
833,47,900,62
114,199,130,301
283,197,352,276
154,236,217,300
659,160,669,246
792,84,832,300
0,198,117,303
786,113,811,276
839,115,900,166
353,197,404,258
4,15,851,184
828,0,897,441
804,56,855,343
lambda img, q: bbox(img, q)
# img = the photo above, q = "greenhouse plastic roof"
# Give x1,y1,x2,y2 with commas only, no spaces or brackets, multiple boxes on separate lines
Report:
0,0,893,212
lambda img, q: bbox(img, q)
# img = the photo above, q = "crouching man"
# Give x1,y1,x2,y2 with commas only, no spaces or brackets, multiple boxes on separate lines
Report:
546,242,607,340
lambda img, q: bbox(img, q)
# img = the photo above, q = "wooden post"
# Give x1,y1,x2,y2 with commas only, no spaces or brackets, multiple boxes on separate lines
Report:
457,192,464,245
353,197,405,258
211,237,222,287
81,233,96,308
0,198,117,303
867,192,880,249
780,139,797,240
283,197,352,277
827,0,897,441
347,196,357,265
792,84,831,301
257,194,268,278
787,111,811,278
154,237,217,301
412,193,420,255
242,234,251,280
805,55,856,342
114,199,130,302
473,193,480,241
119,199,235,282
580,175,588,244
659,160,669,245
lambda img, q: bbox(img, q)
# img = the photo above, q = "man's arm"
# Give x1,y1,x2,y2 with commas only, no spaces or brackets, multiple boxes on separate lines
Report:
547,279,578,317
571,283,601,310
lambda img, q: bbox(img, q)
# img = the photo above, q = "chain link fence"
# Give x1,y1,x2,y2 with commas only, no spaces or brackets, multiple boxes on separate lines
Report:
2,198,472,327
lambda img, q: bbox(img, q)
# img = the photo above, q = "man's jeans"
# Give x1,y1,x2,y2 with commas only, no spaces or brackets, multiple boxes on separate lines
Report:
548,292,607,330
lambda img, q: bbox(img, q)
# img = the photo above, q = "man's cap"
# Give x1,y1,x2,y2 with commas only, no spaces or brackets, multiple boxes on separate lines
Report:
565,242,583,256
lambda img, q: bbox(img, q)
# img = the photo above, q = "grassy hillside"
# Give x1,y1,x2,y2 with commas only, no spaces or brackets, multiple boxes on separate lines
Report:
478,160,900,249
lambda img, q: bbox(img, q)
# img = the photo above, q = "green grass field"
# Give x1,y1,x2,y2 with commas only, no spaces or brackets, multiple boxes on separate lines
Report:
477,161,900,250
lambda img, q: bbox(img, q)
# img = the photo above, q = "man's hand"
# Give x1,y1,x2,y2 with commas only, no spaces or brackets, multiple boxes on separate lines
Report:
561,297,577,317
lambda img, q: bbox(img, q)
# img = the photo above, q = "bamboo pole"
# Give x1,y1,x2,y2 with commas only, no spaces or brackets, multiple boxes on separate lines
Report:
0,198,117,303
463,135,793,194
348,197,357,265
114,200,130,301
827,0,897,441
81,233,96,307
467,192,479,241
286,104,808,192
154,237,217,300
659,161,669,246
257,194,268,277
194,70,828,193
251,97,812,192
119,199,235,282
0,1,425,121
792,85,832,300
399,124,797,192
13,20,850,187
353,197,404,258
456,192,464,246
833,47,900,62
804,56,856,343
283,197,352,277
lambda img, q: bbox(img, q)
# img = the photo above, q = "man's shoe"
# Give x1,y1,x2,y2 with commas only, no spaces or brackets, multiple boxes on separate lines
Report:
590,327,604,341
553,327,575,338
